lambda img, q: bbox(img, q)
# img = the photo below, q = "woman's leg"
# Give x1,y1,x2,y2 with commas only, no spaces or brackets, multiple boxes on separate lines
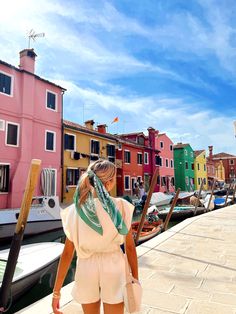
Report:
103,302,124,314
82,300,101,314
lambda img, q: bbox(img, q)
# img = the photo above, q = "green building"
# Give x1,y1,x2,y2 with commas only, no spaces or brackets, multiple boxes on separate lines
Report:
174,143,195,191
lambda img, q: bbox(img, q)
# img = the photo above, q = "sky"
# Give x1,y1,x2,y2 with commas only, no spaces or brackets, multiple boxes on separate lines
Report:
0,0,236,155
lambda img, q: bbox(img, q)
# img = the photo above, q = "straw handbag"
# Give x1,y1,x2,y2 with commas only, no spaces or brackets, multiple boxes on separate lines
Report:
123,241,142,313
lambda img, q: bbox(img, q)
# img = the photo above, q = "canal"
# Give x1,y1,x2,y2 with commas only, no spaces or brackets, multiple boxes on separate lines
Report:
3,213,179,314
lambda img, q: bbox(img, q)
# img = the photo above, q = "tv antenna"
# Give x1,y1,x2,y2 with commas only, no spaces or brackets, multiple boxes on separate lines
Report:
28,29,45,48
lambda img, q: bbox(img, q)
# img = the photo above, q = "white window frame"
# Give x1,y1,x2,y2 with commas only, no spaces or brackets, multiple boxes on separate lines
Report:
0,162,10,194
144,152,149,165
170,159,174,168
45,130,56,152
90,139,100,159
160,141,164,149
65,133,76,151
66,167,79,187
107,143,116,162
124,150,131,164
165,158,169,168
229,160,235,165
5,121,20,147
0,70,14,97
137,152,142,165
46,89,57,112
0,119,5,131
124,175,131,191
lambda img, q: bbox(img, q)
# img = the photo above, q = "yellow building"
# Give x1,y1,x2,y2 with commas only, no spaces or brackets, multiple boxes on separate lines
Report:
194,150,208,190
63,119,118,204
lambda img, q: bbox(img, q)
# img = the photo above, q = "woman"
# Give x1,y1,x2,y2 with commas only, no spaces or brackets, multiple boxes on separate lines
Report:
52,159,138,314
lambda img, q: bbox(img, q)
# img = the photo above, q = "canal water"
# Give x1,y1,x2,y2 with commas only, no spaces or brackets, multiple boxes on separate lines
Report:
4,213,178,314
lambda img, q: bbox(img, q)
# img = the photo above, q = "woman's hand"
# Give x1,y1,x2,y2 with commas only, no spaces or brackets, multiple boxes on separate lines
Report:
52,296,62,314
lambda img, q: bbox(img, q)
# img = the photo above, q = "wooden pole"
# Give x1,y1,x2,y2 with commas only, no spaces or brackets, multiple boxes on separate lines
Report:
135,167,159,245
163,188,180,231
193,178,204,216
206,179,216,212
224,182,232,206
0,159,41,312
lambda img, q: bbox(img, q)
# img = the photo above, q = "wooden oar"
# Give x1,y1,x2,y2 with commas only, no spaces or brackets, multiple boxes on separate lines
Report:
163,188,180,231
0,159,41,313
193,178,204,216
206,179,216,212
135,168,159,245
224,182,232,206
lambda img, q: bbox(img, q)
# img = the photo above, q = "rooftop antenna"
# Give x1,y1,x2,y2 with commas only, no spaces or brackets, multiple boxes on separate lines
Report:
28,29,45,49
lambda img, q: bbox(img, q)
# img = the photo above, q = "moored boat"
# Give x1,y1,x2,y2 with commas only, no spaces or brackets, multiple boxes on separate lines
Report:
132,219,163,245
150,192,173,207
157,206,205,221
0,242,64,302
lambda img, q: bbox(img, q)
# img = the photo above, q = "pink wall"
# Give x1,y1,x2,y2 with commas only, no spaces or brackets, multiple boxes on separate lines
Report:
0,52,64,209
156,134,175,192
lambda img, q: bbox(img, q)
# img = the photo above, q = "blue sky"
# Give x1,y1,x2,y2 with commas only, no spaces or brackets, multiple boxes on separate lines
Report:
1,0,236,154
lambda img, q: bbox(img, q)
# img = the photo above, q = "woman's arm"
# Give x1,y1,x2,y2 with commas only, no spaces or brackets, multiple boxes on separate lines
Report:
125,228,139,280
52,237,75,314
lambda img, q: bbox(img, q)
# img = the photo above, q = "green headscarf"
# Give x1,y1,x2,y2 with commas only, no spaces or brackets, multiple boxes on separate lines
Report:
73,169,128,235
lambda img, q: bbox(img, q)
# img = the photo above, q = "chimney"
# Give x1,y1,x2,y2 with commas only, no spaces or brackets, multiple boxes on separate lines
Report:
208,145,213,161
97,124,107,134
19,49,37,73
148,127,158,148
85,119,95,130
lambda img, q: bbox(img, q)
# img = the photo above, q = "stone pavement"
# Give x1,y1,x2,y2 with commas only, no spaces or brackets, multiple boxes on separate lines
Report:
17,205,236,314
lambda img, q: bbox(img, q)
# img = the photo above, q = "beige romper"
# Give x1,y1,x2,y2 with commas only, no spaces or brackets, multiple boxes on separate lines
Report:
61,197,134,304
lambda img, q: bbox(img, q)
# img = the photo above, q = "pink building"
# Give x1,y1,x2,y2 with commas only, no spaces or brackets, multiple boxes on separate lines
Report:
0,49,65,209
155,133,175,193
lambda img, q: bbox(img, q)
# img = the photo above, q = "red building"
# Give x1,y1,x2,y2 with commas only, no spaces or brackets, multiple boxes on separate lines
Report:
210,149,236,183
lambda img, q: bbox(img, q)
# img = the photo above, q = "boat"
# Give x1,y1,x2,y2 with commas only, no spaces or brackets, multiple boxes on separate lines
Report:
156,206,206,221
132,217,163,245
150,192,173,207
0,196,62,243
214,196,233,209
0,242,64,302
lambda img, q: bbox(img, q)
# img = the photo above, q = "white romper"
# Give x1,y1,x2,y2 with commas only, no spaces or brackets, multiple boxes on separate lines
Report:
61,197,134,304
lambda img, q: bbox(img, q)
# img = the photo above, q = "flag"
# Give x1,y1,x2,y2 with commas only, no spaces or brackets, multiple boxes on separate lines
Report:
111,117,119,124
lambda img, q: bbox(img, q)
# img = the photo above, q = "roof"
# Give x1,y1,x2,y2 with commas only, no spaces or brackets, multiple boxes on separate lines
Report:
63,120,117,141
212,152,236,159
194,149,205,157
0,59,66,91
173,143,189,149
119,132,146,138
157,133,166,137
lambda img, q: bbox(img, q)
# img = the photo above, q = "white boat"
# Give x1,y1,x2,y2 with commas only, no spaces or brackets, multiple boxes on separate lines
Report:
150,192,173,207
0,242,64,301
0,196,62,243
178,192,195,200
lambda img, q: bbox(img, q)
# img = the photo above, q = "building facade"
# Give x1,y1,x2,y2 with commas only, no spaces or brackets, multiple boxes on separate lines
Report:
174,143,195,191
0,49,65,209
194,150,208,190
63,120,117,204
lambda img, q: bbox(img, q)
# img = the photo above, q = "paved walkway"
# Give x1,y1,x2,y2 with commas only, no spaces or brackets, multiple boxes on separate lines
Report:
18,205,236,314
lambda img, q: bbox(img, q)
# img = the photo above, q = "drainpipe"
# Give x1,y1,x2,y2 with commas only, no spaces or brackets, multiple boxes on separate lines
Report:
61,91,65,204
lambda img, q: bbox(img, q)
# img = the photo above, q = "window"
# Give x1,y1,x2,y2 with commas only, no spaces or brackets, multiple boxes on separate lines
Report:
124,150,131,163
204,178,206,184
66,168,79,186
144,152,149,165
197,163,200,171
198,178,201,185
137,153,142,165
204,164,206,171
170,144,173,151
171,177,175,186
45,130,56,151
124,175,130,190
0,164,10,193
41,168,57,196
64,133,75,150
229,160,235,165
0,71,12,95
157,175,160,185
170,159,174,168
185,150,188,156
137,176,142,183
107,144,115,163
160,141,164,149
191,163,194,170
137,136,144,145
46,91,57,111
6,122,19,146
155,155,162,166
185,162,188,170
161,176,166,186
165,159,169,167
91,140,100,160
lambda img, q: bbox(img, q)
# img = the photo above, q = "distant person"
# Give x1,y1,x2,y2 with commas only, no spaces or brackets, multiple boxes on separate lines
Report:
52,160,139,314
133,182,140,198
139,182,146,199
